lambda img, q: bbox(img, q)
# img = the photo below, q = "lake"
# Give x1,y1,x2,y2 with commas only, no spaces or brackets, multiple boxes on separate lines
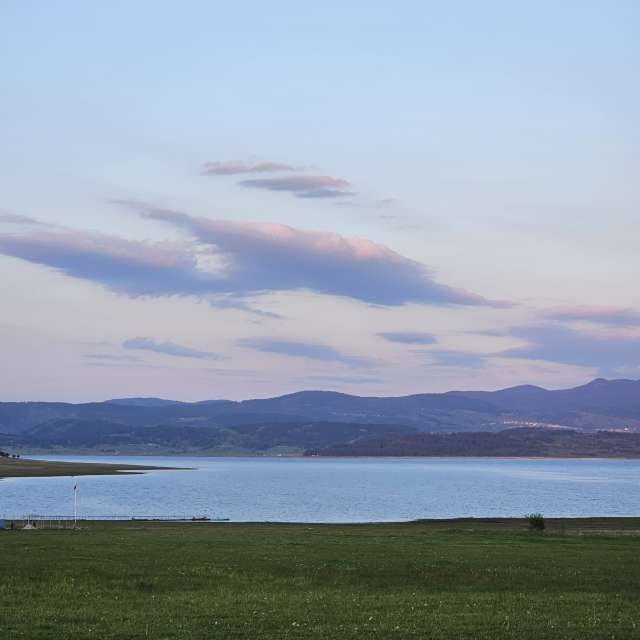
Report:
2,455,640,522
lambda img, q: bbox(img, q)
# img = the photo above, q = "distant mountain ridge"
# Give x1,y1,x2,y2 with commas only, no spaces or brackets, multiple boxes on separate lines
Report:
1,379,639,447
448,378,640,426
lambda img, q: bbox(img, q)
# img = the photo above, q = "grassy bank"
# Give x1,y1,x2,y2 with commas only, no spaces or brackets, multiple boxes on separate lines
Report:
1,519,640,639
0,456,172,479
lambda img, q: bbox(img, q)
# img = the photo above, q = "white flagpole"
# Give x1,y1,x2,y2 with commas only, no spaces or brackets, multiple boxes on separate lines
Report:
73,478,77,527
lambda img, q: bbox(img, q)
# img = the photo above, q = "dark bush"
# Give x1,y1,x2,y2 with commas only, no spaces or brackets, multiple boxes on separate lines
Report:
526,513,545,531
135,580,154,592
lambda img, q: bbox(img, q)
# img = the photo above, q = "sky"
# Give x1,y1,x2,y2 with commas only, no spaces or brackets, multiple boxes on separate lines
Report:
1,1,639,401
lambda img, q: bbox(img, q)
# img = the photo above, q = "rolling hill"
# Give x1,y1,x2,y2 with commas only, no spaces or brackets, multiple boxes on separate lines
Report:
0,418,416,455
1,378,639,454
307,427,640,458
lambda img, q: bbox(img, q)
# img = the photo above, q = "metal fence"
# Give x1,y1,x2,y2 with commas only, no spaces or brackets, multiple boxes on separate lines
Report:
2,514,225,523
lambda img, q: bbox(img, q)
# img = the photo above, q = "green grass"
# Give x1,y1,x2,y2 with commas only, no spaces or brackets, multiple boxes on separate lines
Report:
1,519,640,639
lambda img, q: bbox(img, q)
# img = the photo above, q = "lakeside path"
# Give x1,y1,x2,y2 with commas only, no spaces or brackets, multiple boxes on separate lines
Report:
2,518,640,639
0,456,175,479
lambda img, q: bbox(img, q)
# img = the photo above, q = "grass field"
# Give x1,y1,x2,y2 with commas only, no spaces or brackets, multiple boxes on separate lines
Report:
0,457,173,479
1,519,640,639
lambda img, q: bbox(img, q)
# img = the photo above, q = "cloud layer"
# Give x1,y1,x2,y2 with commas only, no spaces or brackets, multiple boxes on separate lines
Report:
544,306,640,327
239,175,354,198
84,353,143,363
378,332,437,345
499,324,640,375
201,161,297,176
142,206,496,306
0,208,498,308
423,350,487,369
0,229,213,296
200,160,354,198
123,337,222,360
0,213,45,226
238,338,374,368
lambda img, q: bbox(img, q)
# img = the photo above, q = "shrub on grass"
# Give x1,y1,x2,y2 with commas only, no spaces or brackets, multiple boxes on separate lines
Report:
526,513,545,531
135,580,154,592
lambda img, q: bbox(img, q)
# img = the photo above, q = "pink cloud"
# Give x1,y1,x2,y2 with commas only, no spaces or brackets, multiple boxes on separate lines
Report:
201,161,298,176
0,207,505,308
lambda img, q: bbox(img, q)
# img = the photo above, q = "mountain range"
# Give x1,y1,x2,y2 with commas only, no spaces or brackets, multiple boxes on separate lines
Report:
1,378,639,455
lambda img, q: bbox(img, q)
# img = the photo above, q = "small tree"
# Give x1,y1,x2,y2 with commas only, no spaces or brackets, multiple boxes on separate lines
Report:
526,513,545,531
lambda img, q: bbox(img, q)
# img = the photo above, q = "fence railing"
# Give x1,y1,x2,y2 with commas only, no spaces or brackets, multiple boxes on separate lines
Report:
3,514,226,522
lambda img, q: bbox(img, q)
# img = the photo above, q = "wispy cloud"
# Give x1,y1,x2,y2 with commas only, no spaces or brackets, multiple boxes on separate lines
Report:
423,350,487,369
207,295,285,319
378,332,437,345
238,337,374,368
123,337,223,360
84,353,143,363
498,324,640,376
544,306,640,327
200,160,353,198
302,374,383,385
140,205,499,307
239,175,354,198
0,228,212,296
201,161,298,176
0,207,503,309
0,212,46,226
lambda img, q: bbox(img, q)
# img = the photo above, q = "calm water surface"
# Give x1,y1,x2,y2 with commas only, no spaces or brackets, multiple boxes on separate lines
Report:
2,456,640,522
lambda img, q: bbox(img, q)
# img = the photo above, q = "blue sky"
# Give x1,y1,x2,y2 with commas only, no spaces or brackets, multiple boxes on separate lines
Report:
1,1,639,401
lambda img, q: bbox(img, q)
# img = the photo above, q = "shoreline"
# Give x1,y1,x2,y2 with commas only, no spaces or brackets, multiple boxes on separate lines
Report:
3,516,640,525
0,456,180,480
17,451,640,461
